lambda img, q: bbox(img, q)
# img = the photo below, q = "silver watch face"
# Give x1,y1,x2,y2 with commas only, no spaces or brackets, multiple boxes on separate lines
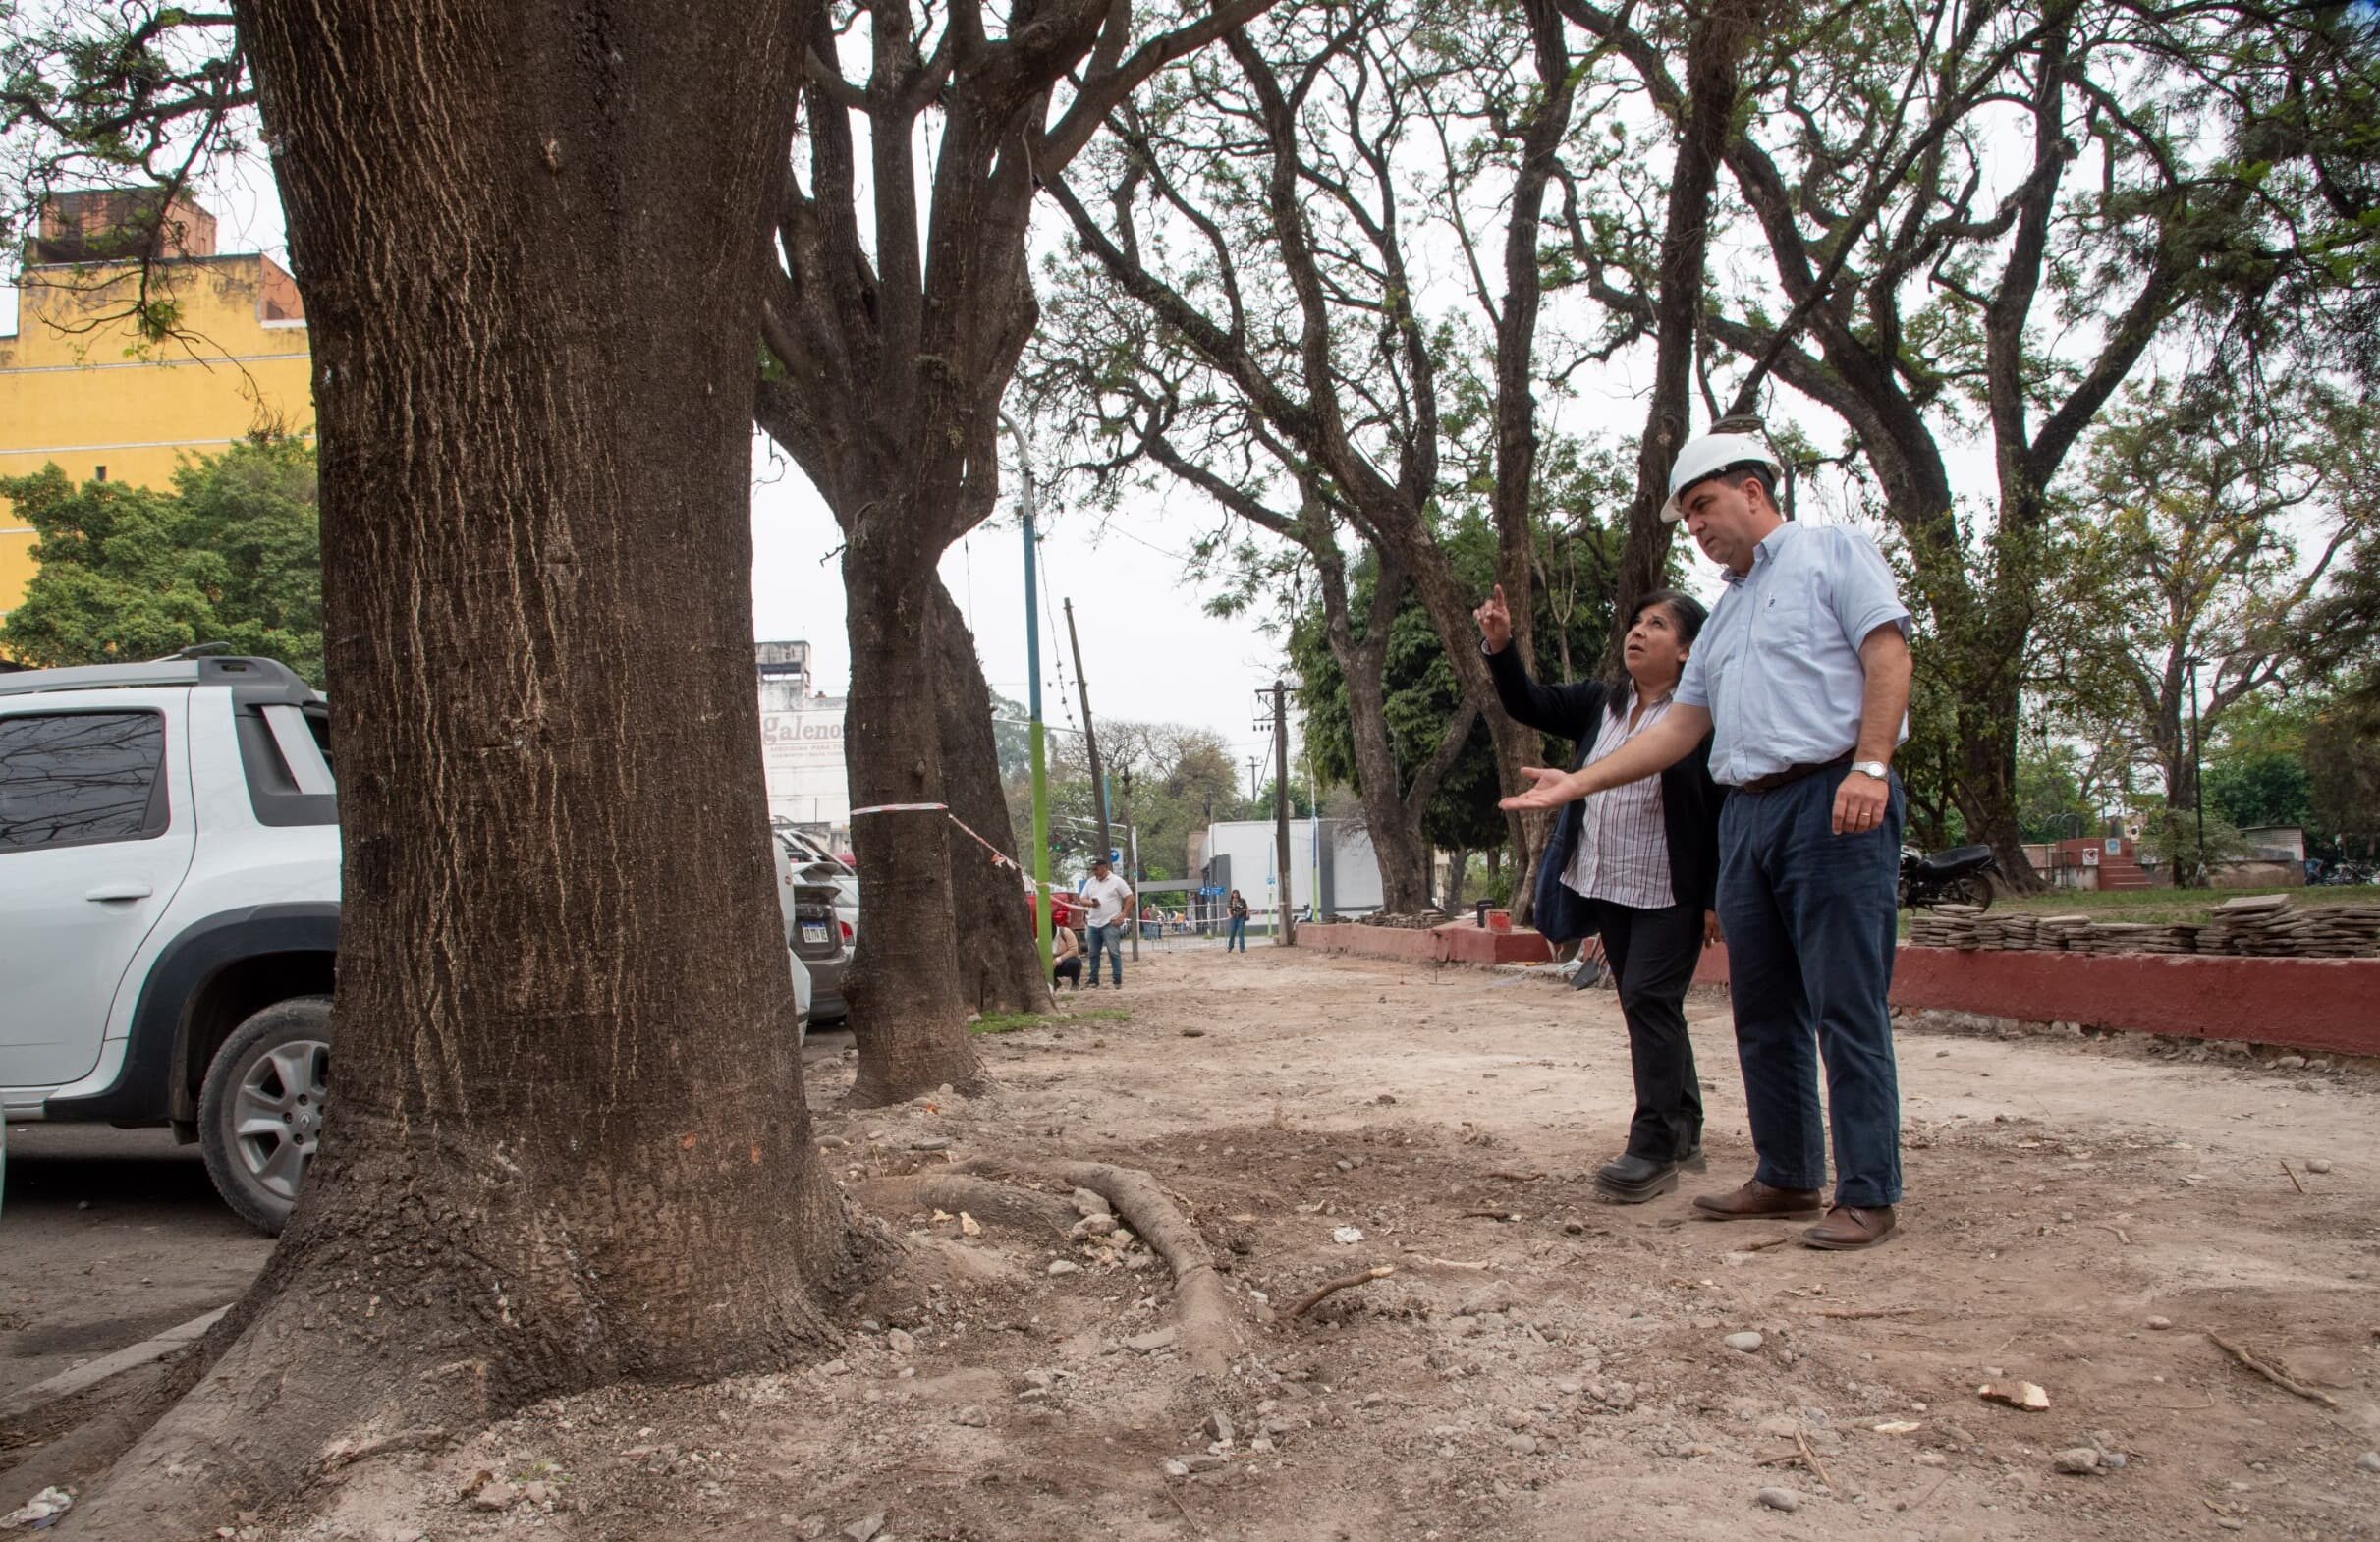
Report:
1853,760,1889,779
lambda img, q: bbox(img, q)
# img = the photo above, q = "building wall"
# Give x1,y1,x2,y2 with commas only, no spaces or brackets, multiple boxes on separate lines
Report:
0,252,313,618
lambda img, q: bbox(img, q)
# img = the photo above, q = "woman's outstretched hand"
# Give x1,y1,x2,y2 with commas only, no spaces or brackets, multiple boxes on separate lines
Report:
1498,765,1580,812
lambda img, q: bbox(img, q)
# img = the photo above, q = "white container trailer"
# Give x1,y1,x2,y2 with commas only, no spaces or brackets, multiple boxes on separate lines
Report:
1198,818,1384,927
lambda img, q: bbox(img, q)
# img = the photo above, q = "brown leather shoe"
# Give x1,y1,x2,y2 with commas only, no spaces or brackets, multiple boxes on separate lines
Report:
1691,1179,1824,1221
1802,1204,1898,1250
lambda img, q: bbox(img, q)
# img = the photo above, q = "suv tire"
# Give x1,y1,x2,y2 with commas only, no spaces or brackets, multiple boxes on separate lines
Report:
197,996,332,1235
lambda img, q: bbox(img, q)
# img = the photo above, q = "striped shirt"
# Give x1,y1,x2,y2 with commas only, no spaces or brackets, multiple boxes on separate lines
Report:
1562,688,1677,909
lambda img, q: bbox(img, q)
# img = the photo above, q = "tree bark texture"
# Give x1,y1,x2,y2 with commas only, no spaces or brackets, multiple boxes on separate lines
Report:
926,578,1051,1015
1598,0,1766,675
74,2,847,1531
841,550,988,1102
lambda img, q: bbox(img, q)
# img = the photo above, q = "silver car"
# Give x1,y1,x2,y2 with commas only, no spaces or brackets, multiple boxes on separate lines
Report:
773,837,850,1026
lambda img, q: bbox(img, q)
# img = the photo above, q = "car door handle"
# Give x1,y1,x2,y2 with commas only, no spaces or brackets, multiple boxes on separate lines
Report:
84,882,154,902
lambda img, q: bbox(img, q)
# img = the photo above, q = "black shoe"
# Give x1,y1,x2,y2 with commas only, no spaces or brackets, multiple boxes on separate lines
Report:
1592,1153,1680,1204
1677,1140,1706,1172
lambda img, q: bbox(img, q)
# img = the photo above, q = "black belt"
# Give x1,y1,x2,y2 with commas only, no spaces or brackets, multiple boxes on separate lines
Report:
1735,753,1854,795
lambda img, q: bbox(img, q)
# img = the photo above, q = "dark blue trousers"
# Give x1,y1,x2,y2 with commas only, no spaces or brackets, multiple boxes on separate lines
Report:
1716,770,1905,1208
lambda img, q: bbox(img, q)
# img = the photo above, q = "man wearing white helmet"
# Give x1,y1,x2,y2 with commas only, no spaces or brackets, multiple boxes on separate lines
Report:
1502,428,1913,1250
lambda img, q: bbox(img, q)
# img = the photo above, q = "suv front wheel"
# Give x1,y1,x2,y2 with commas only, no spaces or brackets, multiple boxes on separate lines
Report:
198,997,331,1235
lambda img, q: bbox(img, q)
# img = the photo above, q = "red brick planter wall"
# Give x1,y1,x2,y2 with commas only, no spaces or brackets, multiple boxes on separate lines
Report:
1296,926,2380,1056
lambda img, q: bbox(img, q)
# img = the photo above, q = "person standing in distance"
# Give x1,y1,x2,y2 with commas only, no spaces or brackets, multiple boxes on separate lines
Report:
1501,430,1913,1250
1078,856,1135,990
1475,583,1726,1204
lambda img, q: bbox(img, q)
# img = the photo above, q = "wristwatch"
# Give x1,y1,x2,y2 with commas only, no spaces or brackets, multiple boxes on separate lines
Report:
1851,759,1891,781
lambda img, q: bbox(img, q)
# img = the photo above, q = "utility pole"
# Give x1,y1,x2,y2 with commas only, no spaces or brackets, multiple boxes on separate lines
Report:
1256,681,1297,944
2185,653,2208,888
1119,769,1141,962
999,411,1053,979
1246,755,1264,802
1064,597,1111,868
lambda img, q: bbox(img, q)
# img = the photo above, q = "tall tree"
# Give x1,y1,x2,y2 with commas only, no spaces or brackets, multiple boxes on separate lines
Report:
751,0,1268,1104
66,1,850,1532
2059,380,2375,878
1662,0,2373,886
1034,0,1615,915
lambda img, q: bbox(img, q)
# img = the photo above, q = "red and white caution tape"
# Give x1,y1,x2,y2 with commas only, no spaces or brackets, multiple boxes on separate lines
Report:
848,801,1021,874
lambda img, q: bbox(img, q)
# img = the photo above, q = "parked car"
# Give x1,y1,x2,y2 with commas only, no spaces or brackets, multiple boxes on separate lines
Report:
1,653,822,1233
774,836,849,1026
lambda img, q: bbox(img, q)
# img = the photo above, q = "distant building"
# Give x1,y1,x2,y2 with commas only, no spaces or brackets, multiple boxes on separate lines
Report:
755,640,848,834
0,191,313,619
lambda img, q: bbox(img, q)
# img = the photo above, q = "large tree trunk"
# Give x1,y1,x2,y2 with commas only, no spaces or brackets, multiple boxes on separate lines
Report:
929,577,1051,1014
72,2,845,1533
1602,0,1766,673
842,547,987,1102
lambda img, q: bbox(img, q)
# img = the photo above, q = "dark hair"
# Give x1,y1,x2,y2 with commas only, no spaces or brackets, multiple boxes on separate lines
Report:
1606,588,1709,718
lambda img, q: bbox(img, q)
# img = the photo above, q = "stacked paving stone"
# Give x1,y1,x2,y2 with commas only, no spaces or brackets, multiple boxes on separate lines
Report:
1912,895,2380,956
2200,895,2380,957
2034,915,2094,951
2197,894,2292,954
1909,906,1984,948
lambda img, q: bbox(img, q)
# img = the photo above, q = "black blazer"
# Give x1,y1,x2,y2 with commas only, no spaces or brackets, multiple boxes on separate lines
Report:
1484,642,1725,944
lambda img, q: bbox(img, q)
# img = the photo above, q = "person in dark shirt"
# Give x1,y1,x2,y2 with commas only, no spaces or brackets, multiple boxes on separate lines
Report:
1477,584,1725,1202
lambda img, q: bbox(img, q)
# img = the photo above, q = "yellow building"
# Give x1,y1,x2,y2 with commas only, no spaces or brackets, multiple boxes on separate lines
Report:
0,192,313,620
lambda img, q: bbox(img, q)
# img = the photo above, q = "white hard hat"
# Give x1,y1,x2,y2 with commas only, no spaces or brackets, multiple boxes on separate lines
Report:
1659,431,1785,523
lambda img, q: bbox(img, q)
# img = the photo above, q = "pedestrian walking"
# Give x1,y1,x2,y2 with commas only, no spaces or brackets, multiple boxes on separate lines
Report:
1477,582,1724,1203
1226,889,1250,952
1501,429,1913,1250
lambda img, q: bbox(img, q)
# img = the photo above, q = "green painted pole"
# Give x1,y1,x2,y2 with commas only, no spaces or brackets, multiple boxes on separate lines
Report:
1002,412,1054,979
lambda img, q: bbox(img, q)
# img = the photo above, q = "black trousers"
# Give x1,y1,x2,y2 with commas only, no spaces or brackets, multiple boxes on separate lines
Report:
1585,898,1704,1161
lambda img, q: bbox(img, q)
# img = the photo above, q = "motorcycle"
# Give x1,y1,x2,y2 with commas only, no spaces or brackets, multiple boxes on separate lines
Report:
1899,843,2000,911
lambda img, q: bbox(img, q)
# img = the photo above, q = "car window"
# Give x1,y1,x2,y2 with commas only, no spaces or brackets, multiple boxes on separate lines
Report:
0,710,170,851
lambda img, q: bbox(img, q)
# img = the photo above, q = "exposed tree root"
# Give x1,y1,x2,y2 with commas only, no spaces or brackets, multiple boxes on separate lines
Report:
1047,1161,1240,1378
851,1174,1079,1239
1289,1265,1395,1319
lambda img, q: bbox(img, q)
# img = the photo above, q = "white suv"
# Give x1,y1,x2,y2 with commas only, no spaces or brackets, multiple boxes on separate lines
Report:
1,654,822,1233
1,655,340,1233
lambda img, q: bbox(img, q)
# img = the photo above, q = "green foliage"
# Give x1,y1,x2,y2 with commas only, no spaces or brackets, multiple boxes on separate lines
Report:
2305,681,2380,848
2202,751,2315,837
2015,743,2097,845
1289,511,1620,856
1,437,323,681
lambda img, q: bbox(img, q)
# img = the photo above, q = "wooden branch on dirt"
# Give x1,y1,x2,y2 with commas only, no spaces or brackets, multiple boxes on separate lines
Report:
1051,1161,1238,1378
2279,1161,2305,1195
1290,1265,1395,1319
1796,1428,1838,1491
1481,1169,1543,1182
1462,1209,1522,1222
852,1174,1079,1239
1804,1305,1924,1321
1737,1234,1794,1252
2206,1332,2339,1408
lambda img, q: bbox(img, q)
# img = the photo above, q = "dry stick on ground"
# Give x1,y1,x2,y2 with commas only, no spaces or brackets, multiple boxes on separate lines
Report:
1290,1265,1396,1319
1737,1235,1795,1252
2280,1161,2306,1195
1481,1170,1544,1182
2206,1332,2340,1408
1805,1305,1925,1321
1051,1161,1238,1377
1795,1428,1839,1492
1463,1210,1523,1222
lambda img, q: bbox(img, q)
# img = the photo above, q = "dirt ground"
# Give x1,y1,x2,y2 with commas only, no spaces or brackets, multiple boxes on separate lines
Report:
7,946,2378,1541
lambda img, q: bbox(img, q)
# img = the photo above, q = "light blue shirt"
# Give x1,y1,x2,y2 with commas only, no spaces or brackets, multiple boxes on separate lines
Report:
1675,521,1910,787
